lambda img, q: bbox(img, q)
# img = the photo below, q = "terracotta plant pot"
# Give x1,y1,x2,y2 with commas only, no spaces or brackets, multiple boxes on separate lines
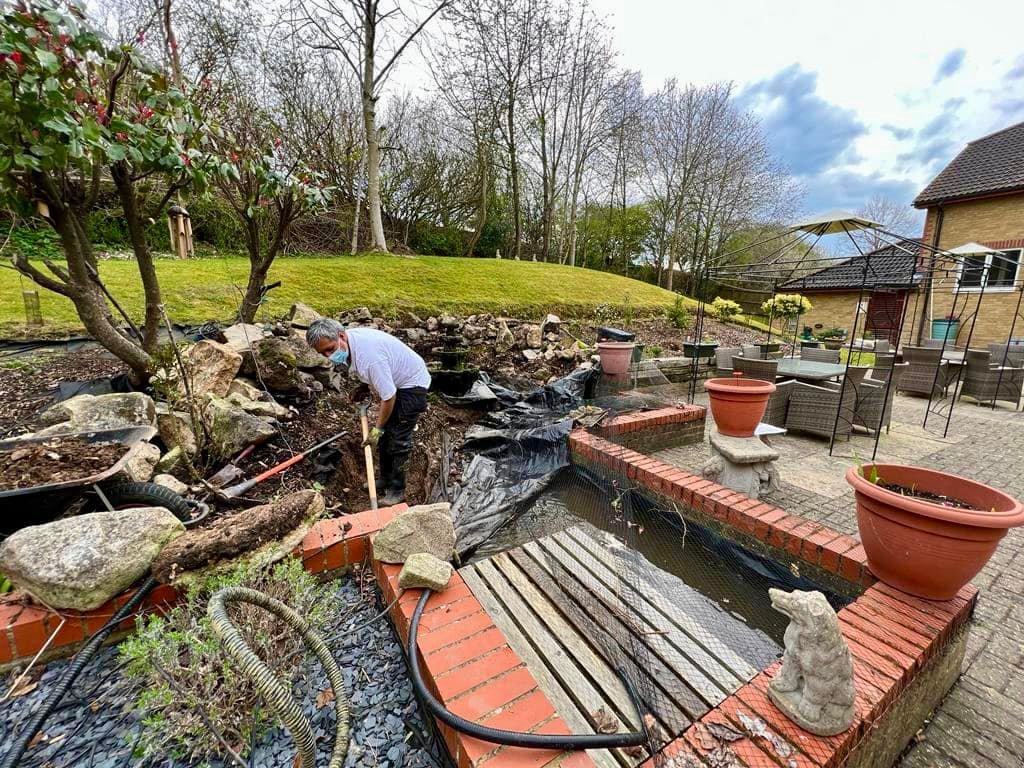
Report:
596,341,635,375
703,376,776,437
846,464,1024,600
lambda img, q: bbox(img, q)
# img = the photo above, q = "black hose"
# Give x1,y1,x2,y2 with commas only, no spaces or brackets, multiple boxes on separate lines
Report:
0,577,159,768
407,589,648,751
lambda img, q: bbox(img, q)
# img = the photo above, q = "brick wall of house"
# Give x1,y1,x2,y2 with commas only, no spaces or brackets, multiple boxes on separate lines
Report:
794,291,865,337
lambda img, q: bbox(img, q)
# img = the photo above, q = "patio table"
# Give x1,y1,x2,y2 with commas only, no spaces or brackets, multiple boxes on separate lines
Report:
776,359,848,382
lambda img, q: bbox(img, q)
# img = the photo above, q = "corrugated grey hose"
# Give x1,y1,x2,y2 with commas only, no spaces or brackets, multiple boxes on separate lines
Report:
207,586,350,768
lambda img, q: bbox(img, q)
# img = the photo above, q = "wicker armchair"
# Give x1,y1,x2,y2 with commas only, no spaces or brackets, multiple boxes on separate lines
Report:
898,347,952,396
873,340,893,355
959,350,1024,406
854,363,908,434
764,379,795,427
785,380,857,439
800,347,840,364
742,344,762,360
922,339,944,349
845,366,872,388
715,347,742,373
871,353,897,382
733,356,779,382
988,343,1024,368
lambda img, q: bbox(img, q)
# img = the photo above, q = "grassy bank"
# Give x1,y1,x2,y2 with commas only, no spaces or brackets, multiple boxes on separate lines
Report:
1,253,689,335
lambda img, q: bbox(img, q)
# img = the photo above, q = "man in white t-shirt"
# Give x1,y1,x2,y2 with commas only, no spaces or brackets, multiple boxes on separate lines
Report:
306,318,431,505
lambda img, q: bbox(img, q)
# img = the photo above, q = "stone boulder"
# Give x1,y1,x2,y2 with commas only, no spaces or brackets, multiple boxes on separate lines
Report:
0,508,184,611
155,404,198,456
405,327,428,344
426,317,439,332
153,474,189,495
239,336,324,398
38,392,156,434
151,490,324,585
181,340,242,397
372,503,455,564
289,302,323,329
119,441,161,482
398,552,454,591
203,394,277,460
523,325,543,349
226,391,291,420
227,377,264,402
496,320,515,352
221,323,272,354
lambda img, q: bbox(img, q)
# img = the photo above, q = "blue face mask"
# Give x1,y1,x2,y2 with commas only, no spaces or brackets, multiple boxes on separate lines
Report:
329,348,349,366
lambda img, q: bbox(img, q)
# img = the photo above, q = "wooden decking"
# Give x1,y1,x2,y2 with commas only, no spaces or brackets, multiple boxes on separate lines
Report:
460,524,772,767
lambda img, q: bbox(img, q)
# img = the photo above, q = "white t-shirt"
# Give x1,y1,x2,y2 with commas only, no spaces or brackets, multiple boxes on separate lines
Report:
345,328,431,401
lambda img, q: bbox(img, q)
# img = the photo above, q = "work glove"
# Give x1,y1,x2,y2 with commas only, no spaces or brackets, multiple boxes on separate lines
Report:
363,426,384,448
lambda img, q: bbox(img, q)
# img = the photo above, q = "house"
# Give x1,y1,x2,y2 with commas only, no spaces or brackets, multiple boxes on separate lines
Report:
779,241,921,343
780,120,1024,346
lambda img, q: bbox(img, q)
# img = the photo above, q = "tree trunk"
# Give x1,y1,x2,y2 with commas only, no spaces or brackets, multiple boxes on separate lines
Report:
506,97,523,261
464,144,488,257
362,25,387,253
111,164,161,352
240,261,270,325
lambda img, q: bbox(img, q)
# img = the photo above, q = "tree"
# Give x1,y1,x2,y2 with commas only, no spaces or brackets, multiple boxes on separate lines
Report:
289,0,451,253
856,194,915,252
1,0,214,380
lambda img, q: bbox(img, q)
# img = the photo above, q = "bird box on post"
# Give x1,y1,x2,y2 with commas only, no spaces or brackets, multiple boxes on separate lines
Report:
167,204,194,259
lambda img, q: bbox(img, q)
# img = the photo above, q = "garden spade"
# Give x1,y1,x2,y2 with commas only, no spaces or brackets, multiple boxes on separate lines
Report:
358,402,379,510
216,430,347,500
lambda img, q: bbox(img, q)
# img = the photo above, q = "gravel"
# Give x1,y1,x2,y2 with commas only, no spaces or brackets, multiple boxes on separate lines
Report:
0,575,447,768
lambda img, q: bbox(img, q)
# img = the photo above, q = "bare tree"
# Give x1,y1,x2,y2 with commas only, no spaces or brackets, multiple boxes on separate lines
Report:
856,194,916,252
289,0,450,253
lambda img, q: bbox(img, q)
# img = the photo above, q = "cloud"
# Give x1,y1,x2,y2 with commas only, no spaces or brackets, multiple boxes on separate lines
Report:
882,123,914,141
1005,55,1024,81
801,171,922,225
897,98,965,172
934,49,966,83
993,98,1024,120
737,64,866,176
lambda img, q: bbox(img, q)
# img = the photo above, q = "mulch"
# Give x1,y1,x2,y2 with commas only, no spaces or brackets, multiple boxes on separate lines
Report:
0,438,126,491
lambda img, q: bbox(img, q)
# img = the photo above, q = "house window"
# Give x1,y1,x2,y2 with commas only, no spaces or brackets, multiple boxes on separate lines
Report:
956,248,1021,290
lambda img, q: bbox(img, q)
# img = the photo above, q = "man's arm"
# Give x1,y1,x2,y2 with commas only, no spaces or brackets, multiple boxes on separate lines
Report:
377,395,395,429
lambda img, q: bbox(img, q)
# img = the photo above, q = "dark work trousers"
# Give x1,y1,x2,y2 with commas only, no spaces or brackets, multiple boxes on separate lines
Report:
379,387,429,493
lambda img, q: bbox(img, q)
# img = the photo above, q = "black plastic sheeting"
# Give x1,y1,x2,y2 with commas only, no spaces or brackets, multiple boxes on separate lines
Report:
446,367,597,560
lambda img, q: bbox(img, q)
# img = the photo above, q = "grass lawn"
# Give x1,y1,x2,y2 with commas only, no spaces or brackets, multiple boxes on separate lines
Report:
1,252,689,334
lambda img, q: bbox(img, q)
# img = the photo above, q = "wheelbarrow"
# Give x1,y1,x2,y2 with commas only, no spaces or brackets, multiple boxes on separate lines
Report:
0,426,203,535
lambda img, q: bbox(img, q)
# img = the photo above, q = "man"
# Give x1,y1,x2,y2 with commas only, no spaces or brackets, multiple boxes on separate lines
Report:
306,317,431,505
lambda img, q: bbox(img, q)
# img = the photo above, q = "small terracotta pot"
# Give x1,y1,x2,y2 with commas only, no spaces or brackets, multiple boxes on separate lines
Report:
597,341,635,375
846,464,1024,600
703,376,776,437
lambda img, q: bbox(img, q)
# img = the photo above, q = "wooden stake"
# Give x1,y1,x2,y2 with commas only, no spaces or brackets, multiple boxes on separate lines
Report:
359,404,378,510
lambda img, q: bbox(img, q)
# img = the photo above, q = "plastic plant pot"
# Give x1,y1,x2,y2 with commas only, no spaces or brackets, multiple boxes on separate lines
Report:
703,375,776,437
846,463,1024,600
931,319,960,341
597,341,636,375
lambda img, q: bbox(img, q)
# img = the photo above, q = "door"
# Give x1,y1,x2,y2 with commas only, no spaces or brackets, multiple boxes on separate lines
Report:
866,291,905,344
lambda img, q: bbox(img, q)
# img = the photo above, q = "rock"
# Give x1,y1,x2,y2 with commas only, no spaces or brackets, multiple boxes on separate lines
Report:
557,347,576,361
462,324,484,342
38,392,156,434
156,405,198,456
541,313,561,334
221,323,271,354
523,349,541,362
153,474,188,495
240,337,325,397
0,508,184,611
288,302,323,329
372,503,455,564
398,553,453,591
426,317,439,332
543,348,557,361
347,306,373,323
227,377,264,402
226,391,291,420
440,314,459,329
544,332,560,343
524,325,543,349
496,320,515,352
203,394,277,460
151,490,324,584
405,327,428,344
154,447,183,475
180,340,242,398
119,441,161,482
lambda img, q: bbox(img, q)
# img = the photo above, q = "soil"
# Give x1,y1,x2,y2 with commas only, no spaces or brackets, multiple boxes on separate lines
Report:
877,480,975,510
0,438,126,491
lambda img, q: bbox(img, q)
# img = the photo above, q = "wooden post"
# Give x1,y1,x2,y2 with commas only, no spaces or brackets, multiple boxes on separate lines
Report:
167,204,193,259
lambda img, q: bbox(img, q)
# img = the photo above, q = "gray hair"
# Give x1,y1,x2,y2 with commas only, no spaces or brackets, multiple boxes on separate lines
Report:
305,317,345,347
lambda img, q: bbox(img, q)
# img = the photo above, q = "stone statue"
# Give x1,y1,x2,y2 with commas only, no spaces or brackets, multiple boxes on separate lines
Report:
767,588,856,736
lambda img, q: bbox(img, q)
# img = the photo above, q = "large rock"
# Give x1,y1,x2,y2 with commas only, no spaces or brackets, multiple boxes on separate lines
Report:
221,323,272,354
240,336,327,397
181,340,241,397
153,473,188,495
38,392,156,434
151,490,324,585
119,441,161,482
227,377,264,402
372,503,455,564
0,508,184,611
155,404,198,456
496,320,515,352
523,325,543,349
288,302,323,329
226,391,291,420
203,394,277,460
398,553,453,591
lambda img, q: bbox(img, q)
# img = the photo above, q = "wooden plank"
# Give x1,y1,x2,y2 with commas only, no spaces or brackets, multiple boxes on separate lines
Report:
525,536,726,710
559,525,758,684
489,552,639,724
511,543,698,733
465,562,628,768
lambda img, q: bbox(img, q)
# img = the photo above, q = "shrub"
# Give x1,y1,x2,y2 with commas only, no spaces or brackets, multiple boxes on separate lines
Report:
760,293,813,319
119,559,341,764
816,327,847,340
665,296,692,330
646,344,663,358
710,296,742,322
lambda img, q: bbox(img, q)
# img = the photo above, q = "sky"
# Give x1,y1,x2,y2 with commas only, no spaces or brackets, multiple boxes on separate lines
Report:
585,0,1024,231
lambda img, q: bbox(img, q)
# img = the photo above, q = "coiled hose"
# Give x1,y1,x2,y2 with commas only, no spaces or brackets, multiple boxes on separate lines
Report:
408,589,649,750
207,586,350,768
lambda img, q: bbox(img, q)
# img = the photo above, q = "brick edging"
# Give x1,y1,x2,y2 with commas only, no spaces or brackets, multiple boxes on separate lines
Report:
1,503,409,667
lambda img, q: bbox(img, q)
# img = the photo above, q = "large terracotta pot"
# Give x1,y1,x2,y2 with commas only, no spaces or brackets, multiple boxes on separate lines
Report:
846,464,1024,600
703,376,775,437
597,341,635,375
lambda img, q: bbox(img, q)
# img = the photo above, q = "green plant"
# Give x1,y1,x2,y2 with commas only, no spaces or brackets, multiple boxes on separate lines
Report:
645,344,663,358
710,296,742,322
816,326,847,340
119,559,340,764
666,295,692,330
621,296,635,325
0,572,12,594
761,293,813,319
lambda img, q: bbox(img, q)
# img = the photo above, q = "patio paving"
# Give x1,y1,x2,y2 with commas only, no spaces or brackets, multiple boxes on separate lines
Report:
654,393,1024,768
